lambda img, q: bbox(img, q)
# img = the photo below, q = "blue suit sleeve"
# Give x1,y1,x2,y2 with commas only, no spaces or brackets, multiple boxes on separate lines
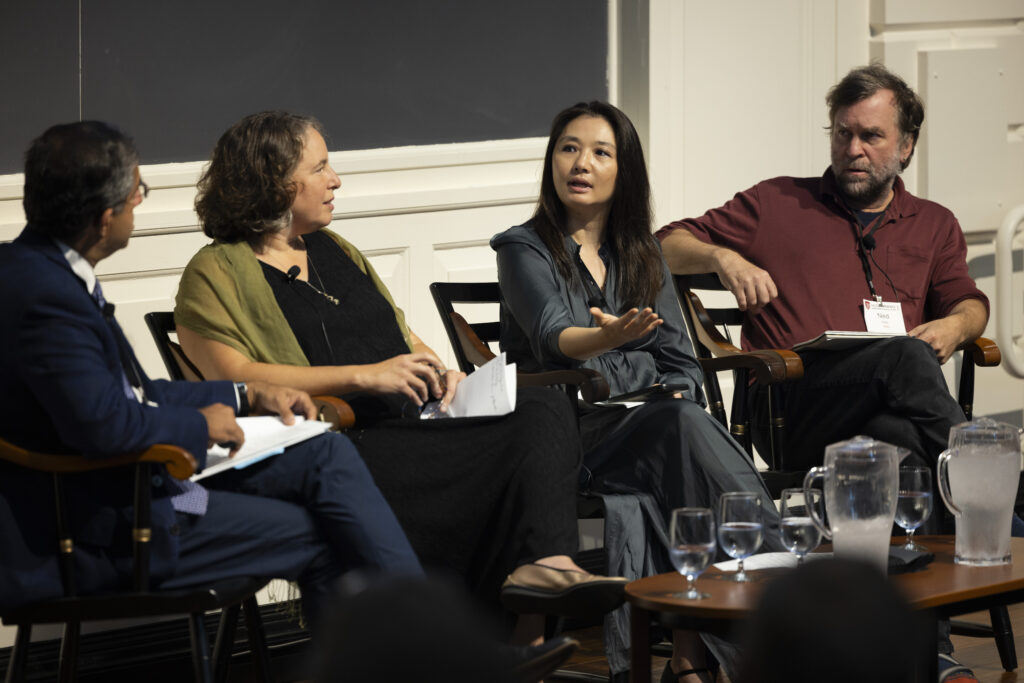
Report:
17,293,218,463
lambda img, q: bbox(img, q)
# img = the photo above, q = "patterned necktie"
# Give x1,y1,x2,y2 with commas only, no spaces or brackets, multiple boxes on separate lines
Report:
92,281,209,515
91,282,135,400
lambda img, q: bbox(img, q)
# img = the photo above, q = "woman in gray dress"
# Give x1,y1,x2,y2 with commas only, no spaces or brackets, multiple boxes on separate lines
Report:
491,101,782,683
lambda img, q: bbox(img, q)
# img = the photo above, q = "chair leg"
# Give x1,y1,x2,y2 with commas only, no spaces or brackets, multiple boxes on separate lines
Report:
189,612,214,683
242,596,273,683
58,621,79,683
990,605,1018,671
544,615,565,640
3,624,31,683
212,605,241,683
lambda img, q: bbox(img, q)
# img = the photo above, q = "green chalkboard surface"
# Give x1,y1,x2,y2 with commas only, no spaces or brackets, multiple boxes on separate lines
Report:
0,1,607,172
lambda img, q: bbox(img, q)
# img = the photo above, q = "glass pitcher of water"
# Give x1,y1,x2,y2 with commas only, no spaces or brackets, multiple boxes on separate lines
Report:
937,418,1022,566
804,436,905,573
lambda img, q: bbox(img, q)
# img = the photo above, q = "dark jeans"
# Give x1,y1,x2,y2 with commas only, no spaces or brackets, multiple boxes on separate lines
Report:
750,336,964,471
162,432,422,630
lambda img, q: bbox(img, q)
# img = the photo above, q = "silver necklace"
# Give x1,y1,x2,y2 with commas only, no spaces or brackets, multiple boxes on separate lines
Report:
305,255,339,306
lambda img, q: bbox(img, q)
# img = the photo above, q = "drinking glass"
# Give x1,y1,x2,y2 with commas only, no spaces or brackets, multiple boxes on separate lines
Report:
718,492,764,582
896,465,932,551
668,507,716,600
779,487,823,564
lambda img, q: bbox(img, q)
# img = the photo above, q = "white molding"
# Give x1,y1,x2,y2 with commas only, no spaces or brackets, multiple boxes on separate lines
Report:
0,138,546,243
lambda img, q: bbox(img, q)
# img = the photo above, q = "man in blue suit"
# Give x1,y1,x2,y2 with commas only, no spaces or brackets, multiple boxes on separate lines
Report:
0,121,423,625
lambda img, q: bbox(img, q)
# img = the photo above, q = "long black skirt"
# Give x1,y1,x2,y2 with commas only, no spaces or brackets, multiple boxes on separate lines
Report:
345,386,581,605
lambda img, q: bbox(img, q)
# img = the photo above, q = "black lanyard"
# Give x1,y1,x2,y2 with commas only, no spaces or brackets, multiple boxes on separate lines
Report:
853,211,887,301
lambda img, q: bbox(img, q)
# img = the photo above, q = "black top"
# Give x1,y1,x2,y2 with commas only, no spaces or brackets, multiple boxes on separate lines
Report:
260,230,409,367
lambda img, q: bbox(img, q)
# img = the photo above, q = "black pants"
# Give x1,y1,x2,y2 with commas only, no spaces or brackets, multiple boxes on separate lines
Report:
750,336,965,475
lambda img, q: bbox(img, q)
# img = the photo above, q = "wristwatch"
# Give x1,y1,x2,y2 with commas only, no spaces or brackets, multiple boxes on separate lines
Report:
234,381,249,416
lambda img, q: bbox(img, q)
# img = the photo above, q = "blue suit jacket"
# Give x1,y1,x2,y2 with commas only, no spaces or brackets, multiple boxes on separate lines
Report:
0,226,237,611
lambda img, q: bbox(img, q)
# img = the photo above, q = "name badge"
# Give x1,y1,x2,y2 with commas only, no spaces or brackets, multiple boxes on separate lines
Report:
862,299,906,334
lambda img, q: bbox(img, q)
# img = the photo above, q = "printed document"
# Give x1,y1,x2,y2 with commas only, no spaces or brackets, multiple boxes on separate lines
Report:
196,416,331,480
421,352,517,419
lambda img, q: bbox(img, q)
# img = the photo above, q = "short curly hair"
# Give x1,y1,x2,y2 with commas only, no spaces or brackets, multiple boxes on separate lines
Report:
195,111,324,245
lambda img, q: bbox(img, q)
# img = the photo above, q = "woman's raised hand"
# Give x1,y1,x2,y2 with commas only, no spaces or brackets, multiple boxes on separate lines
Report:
590,306,663,348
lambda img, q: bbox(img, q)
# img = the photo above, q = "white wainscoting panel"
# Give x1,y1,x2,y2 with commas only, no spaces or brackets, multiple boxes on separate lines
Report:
870,2,1024,234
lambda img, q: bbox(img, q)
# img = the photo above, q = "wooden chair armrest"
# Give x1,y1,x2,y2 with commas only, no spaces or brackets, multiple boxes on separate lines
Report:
682,290,803,384
0,438,197,480
961,336,1001,367
517,368,611,403
450,312,612,402
684,290,744,355
313,395,356,430
451,312,497,368
698,349,803,384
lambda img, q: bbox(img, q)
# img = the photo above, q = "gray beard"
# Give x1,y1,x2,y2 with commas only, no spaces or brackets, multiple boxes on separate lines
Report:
834,167,899,211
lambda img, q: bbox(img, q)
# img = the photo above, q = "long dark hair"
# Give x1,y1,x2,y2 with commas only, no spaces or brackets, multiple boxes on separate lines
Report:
531,101,662,311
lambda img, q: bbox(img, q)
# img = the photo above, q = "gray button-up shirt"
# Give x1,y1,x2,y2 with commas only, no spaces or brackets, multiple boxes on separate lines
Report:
491,221,705,402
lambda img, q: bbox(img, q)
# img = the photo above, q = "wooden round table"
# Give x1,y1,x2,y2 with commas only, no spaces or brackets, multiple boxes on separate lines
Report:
625,536,1024,682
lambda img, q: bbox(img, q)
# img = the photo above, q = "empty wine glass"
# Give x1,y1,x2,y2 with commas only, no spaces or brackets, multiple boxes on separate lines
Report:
779,488,823,564
668,507,716,600
718,492,764,582
896,465,932,551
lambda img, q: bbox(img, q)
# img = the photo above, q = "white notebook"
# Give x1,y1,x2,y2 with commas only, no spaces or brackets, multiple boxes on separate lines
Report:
793,331,903,352
195,416,331,480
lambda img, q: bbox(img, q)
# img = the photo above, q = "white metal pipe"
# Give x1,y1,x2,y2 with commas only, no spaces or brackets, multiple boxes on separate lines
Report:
995,204,1024,378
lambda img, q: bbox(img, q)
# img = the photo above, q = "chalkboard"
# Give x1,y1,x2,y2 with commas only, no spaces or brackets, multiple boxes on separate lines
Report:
0,1,608,172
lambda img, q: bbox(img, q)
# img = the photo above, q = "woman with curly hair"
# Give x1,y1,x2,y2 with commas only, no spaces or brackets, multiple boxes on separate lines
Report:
173,111,625,639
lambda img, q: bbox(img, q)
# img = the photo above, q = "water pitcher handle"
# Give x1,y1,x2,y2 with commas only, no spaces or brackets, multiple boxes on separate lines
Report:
936,449,960,517
803,466,831,540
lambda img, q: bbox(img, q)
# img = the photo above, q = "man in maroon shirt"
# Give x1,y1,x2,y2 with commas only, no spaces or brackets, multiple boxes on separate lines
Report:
658,63,990,682
657,64,987,474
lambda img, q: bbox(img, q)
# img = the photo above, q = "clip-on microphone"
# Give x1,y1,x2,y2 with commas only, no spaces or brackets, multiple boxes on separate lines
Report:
286,265,301,282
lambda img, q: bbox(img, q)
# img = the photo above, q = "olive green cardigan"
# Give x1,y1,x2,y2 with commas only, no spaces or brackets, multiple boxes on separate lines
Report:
174,229,413,365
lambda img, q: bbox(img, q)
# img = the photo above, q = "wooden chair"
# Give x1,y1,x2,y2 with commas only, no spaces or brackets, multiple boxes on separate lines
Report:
428,282,610,404
0,438,273,683
144,312,354,429
674,274,806,497
675,273,1015,671
428,282,616,521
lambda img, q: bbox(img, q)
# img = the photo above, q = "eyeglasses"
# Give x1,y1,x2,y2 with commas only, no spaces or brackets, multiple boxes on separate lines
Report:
113,179,149,212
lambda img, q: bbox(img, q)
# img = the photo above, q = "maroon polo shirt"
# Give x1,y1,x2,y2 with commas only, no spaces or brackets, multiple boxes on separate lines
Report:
656,169,988,351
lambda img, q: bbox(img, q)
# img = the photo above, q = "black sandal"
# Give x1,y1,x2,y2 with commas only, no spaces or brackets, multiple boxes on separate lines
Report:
659,664,714,683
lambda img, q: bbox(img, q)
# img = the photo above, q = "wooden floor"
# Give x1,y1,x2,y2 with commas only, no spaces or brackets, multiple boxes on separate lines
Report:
555,602,1024,682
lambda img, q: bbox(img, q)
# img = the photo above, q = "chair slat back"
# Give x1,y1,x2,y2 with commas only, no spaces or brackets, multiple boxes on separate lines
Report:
429,282,502,373
144,312,205,381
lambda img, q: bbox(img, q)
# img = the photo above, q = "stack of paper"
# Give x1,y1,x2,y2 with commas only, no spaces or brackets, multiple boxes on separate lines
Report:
421,352,517,419
196,416,331,480
792,331,903,352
